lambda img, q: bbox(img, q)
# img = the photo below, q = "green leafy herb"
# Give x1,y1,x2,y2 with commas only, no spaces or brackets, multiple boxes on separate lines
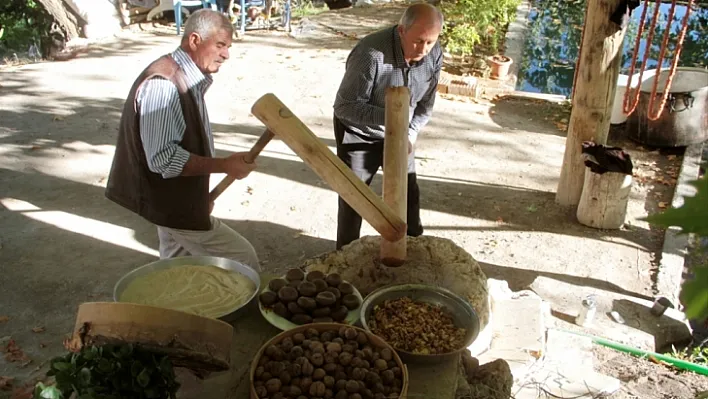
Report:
34,344,180,399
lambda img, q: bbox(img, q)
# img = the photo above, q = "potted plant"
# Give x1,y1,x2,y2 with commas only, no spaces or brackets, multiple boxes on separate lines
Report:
486,54,513,80
32,343,180,399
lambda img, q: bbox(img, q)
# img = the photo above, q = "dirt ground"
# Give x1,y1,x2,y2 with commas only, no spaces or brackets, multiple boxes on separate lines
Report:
0,4,703,399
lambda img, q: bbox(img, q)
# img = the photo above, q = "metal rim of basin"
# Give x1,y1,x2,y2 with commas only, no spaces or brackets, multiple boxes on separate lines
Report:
359,283,481,363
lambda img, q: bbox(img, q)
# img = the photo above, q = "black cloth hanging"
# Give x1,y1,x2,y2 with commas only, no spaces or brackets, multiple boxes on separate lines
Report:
610,0,642,29
581,141,634,175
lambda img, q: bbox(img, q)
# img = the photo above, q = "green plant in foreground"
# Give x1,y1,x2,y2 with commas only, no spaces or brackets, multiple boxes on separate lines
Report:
645,173,708,321
671,345,708,364
33,344,180,399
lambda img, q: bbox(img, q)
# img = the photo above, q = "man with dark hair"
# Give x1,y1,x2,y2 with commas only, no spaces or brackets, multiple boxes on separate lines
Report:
332,3,444,250
105,9,261,271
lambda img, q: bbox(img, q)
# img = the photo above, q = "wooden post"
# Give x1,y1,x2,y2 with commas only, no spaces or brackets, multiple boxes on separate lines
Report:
380,87,410,267
556,0,628,206
250,93,407,243
576,169,632,229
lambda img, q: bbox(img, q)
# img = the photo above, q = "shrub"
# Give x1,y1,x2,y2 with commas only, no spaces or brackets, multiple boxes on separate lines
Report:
440,0,521,56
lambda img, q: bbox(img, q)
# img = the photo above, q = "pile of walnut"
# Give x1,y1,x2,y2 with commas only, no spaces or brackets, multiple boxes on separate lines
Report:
253,326,404,399
368,297,467,355
260,269,361,325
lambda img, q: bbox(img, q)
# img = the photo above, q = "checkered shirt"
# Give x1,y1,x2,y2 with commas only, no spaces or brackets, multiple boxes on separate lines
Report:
333,25,443,144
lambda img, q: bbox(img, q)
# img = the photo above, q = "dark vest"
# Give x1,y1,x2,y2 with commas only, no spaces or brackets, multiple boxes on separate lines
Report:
105,55,212,231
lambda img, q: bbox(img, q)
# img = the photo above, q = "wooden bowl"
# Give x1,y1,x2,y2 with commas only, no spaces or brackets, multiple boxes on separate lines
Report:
249,323,409,399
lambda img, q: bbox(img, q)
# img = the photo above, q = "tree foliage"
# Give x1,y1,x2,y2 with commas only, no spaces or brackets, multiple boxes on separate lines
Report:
645,173,708,321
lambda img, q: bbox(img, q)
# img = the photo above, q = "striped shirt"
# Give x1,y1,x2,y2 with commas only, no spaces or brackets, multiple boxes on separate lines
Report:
137,47,215,179
333,25,443,145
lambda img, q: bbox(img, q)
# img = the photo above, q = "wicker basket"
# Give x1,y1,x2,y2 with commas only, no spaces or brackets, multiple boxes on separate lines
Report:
249,323,409,399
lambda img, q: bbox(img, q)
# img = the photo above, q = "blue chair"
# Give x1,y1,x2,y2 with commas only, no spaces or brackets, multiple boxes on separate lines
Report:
146,0,218,35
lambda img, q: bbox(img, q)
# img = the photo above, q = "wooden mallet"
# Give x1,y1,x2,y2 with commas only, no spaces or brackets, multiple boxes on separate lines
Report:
209,129,275,202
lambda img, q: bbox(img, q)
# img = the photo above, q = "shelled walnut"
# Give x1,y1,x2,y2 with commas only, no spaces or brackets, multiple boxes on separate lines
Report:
368,296,467,355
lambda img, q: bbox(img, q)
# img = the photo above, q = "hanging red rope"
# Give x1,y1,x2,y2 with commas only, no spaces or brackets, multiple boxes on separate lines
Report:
646,0,694,120
622,0,694,120
623,0,663,116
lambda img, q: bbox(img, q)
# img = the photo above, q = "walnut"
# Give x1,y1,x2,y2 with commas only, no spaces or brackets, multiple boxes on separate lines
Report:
286,385,302,397
255,385,268,398
339,352,353,366
255,366,264,379
290,345,304,359
343,327,358,341
324,363,338,374
268,361,285,376
350,394,363,399
391,367,402,378
293,333,306,344
265,345,278,357
302,361,314,376
351,367,367,381
345,379,360,393
323,375,335,388
305,328,320,339
300,377,313,392
265,378,282,394
321,331,336,342
313,368,327,380
259,355,271,367
379,348,392,361
326,342,343,353
335,390,349,399
374,359,387,371
309,381,326,396
279,371,292,385
381,370,394,384
311,352,325,367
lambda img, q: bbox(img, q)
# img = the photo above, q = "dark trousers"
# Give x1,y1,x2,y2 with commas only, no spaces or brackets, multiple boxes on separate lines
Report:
333,116,423,250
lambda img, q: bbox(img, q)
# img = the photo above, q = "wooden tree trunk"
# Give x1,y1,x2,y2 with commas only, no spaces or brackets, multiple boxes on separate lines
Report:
380,87,410,267
36,0,83,58
556,0,628,206
576,169,632,229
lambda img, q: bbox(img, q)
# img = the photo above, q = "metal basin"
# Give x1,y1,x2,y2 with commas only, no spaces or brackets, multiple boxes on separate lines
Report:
113,256,261,321
360,284,480,364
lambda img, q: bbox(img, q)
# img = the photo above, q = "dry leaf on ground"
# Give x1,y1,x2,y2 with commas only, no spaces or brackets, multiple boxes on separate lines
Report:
0,376,13,391
4,339,30,363
0,316,8,323
31,327,45,333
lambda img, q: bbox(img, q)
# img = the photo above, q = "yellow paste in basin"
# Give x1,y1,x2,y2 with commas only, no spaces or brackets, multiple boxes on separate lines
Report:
120,265,256,318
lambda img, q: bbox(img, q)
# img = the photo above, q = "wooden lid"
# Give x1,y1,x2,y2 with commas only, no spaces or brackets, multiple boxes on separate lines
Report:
65,302,233,373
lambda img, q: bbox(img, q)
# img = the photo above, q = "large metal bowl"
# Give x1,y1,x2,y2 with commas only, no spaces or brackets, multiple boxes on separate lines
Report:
113,256,261,321
360,284,480,364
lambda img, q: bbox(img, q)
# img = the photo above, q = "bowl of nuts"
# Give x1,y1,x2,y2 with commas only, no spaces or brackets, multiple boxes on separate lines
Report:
360,284,480,364
249,323,409,399
258,269,364,331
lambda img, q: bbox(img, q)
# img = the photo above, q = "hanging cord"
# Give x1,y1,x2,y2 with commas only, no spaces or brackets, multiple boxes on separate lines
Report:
570,0,591,100
646,0,694,120
623,0,663,116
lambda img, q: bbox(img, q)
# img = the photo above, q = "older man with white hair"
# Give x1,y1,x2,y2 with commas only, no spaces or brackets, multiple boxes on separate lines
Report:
105,9,261,271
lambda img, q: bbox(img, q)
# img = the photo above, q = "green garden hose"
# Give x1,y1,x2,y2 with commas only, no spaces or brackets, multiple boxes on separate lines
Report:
556,328,708,376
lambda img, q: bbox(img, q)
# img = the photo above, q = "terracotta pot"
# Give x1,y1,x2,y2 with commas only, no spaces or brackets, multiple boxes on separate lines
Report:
486,54,513,80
